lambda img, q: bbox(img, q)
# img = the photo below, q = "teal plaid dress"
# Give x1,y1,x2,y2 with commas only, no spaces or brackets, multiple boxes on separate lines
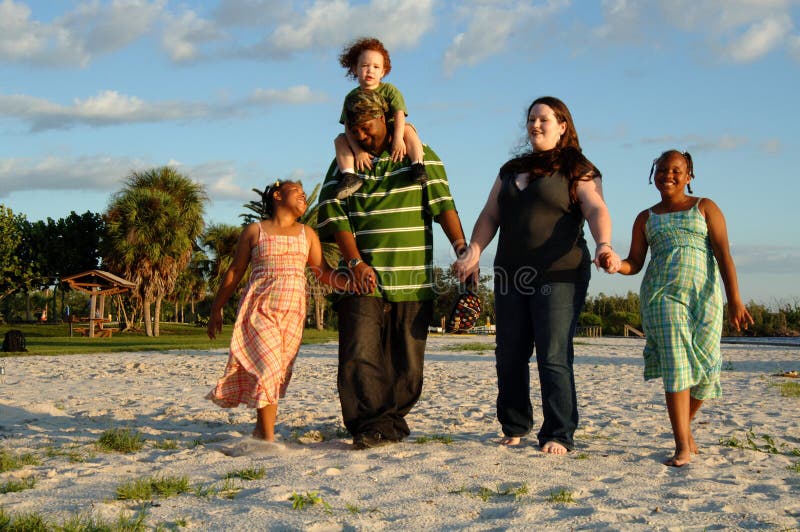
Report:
640,200,723,399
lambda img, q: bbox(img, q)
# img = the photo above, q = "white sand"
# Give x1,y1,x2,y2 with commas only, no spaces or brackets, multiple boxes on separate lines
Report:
1,336,799,530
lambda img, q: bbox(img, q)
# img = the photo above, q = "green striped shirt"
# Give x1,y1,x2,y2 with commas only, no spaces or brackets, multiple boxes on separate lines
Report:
317,145,457,302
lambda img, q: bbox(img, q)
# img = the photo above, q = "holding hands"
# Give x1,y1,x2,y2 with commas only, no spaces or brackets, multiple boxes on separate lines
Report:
453,242,481,284
596,245,622,274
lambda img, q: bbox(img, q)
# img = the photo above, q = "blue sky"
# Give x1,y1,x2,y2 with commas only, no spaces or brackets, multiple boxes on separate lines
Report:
2,0,799,305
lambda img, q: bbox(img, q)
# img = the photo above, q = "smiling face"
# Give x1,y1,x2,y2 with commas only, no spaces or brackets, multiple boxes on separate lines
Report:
276,183,307,217
527,103,567,152
355,49,386,90
350,115,389,155
652,152,692,197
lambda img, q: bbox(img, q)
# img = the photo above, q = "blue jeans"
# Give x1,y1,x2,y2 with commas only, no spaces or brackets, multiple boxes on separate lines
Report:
335,296,432,441
494,279,588,450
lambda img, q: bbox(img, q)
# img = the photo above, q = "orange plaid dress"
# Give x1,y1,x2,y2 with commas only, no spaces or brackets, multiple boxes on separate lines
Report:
207,223,308,408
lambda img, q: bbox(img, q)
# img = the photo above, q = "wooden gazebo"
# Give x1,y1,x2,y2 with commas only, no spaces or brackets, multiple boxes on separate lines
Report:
62,270,136,337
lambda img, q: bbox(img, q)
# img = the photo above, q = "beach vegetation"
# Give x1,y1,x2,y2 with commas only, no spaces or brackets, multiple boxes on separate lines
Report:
788,461,800,473
59,509,148,532
574,452,590,459
450,482,528,502
719,428,781,454
0,508,48,531
224,467,266,481
152,438,180,450
414,434,454,444
0,475,37,494
345,503,361,515
289,491,332,513
116,475,191,501
723,360,735,371
779,381,800,397
97,427,145,453
194,478,240,500
0,448,40,472
43,444,91,463
547,488,575,504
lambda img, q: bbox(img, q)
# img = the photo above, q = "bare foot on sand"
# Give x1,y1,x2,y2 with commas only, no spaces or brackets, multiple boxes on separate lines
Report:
690,435,699,455
541,441,569,455
500,436,521,446
252,428,275,442
665,443,692,467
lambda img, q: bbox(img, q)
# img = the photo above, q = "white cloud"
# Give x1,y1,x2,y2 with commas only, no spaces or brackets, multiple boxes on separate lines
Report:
0,154,143,195
0,154,257,203
761,139,782,154
0,0,163,66
733,244,800,274
725,15,793,62
640,134,749,152
592,0,647,43
162,8,225,62
212,0,292,27
442,0,569,76
0,86,326,131
262,0,434,58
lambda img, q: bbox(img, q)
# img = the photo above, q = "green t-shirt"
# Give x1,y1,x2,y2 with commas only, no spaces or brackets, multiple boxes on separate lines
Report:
339,82,408,125
317,145,456,302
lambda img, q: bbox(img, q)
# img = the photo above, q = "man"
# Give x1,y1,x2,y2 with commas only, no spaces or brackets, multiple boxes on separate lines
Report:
317,89,468,450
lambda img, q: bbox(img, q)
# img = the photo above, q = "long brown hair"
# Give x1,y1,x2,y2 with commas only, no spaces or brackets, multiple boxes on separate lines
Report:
501,96,600,203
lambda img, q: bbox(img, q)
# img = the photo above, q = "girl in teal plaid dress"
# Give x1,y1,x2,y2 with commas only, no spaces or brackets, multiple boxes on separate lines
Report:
600,150,752,466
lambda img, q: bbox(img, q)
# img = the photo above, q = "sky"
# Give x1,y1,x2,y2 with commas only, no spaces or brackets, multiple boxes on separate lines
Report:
2,0,799,305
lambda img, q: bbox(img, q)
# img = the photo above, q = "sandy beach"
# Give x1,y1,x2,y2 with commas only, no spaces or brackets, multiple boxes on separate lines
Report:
1,336,798,530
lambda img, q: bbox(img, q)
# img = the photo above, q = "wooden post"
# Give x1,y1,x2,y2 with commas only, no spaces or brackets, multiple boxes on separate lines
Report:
88,289,97,338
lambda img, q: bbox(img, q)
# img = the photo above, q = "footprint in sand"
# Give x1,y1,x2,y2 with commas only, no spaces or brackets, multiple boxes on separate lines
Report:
212,437,292,457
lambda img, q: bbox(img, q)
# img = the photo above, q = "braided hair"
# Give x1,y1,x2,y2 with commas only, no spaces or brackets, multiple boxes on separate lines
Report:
649,150,695,193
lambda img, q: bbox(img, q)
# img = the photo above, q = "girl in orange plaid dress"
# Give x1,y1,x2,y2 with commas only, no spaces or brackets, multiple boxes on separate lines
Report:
206,181,352,441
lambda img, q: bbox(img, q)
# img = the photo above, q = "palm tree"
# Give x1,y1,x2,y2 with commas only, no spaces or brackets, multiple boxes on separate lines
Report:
104,167,207,336
241,182,341,329
200,223,242,299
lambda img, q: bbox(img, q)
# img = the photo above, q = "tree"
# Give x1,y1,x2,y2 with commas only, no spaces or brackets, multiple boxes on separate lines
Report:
104,167,207,336
0,205,38,309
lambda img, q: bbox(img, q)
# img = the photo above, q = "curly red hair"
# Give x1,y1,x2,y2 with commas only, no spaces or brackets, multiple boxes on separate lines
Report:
338,37,392,80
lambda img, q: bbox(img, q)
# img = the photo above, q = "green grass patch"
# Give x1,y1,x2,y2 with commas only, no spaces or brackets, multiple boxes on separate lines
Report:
788,461,800,473
0,323,337,357
195,478,240,500
574,452,590,460
450,482,528,502
443,342,495,352
97,427,145,453
115,475,191,501
43,444,91,463
414,434,453,445
152,438,180,451
547,488,575,504
0,476,36,494
0,508,48,531
224,467,266,481
0,448,40,472
289,491,332,513
779,381,800,397
719,428,781,455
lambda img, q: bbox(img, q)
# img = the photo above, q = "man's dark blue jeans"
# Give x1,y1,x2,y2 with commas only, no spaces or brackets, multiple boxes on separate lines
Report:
493,279,588,450
335,296,432,442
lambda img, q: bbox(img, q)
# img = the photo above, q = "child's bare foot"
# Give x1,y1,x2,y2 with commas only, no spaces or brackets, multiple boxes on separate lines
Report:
252,428,274,442
665,450,692,467
690,435,699,455
541,441,569,455
500,436,521,446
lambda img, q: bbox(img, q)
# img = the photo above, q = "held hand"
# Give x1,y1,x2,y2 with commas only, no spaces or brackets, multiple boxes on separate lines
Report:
390,139,406,163
355,152,373,172
452,243,480,283
352,262,378,294
595,249,622,274
207,309,223,340
728,301,755,332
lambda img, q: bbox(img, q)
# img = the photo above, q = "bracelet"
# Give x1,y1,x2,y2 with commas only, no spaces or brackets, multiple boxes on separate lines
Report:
596,242,613,250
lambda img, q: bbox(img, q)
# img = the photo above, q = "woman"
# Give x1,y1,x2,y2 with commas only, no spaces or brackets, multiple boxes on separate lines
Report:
454,96,620,453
